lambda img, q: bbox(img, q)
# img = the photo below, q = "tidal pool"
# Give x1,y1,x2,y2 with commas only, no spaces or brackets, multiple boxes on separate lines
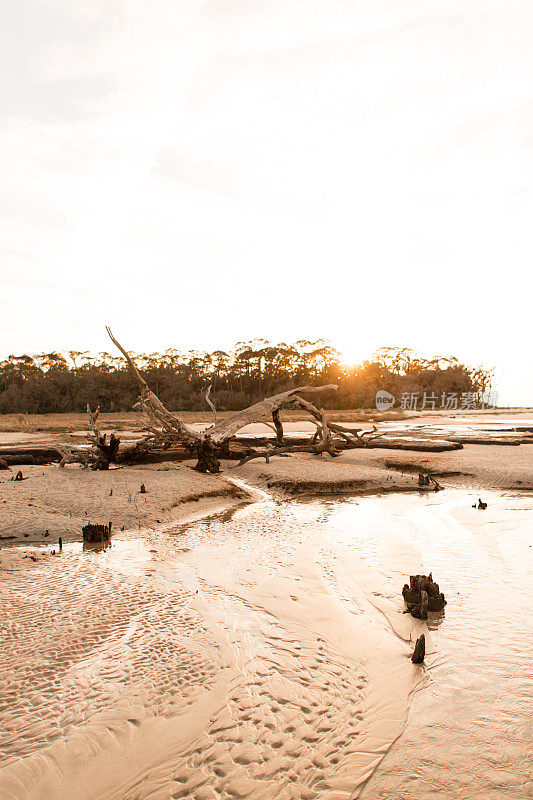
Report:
0,489,531,799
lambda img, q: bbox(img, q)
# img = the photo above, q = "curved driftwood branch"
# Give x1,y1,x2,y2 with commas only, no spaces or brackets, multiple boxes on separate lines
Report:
85,403,121,469
87,404,101,441
106,326,148,389
205,384,217,425
106,327,201,445
272,408,284,445
291,395,378,447
208,384,338,444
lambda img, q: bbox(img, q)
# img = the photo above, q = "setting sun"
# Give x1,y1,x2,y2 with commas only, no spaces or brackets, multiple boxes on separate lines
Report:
339,346,365,368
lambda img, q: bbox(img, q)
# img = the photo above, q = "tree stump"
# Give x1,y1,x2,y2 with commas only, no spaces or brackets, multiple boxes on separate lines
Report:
92,433,121,470
402,573,446,618
411,634,425,663
82,522,112,543
193,437,221,474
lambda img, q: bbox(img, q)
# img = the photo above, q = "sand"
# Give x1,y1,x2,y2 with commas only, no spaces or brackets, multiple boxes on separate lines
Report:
0,462,249,547
233,441,533,496
0,489,530,800
1,409,531,550
0,411,531,800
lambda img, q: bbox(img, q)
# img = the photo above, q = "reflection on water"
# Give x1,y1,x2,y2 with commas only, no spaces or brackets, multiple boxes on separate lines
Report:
0,489,531,800
82,540,112,553
306,490,533,799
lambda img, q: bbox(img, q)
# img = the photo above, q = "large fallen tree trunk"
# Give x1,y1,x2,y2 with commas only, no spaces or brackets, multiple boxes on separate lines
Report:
364,437,462,452
0,447,64,466
0,433,462,468
53,328,348,472
48,328,467,472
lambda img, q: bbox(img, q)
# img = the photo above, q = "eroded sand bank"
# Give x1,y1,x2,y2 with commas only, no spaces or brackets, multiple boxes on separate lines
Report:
1,433,531,550
234,441,533,496
0,463,249,548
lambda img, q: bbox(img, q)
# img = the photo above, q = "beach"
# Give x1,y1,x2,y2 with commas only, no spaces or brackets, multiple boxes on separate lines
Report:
0,411,531,799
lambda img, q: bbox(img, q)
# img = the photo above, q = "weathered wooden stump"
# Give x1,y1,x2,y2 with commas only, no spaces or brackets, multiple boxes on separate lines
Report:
411,634,426,663
418,472,442,491
82,521,112,543
193,437,221,474
92,433,121,470
402,573,446,619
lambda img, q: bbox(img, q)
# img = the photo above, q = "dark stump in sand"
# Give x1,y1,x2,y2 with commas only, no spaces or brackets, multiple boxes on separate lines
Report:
418,472,443,491
82,521,112,543
92,434,121,470
412,634,426,663
402,573,446,619
193,437,221,474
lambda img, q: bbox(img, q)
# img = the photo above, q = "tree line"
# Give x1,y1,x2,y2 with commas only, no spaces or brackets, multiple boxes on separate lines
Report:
0,340,493,414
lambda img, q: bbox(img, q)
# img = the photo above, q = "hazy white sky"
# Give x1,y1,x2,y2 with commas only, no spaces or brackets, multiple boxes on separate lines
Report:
1,0,531,404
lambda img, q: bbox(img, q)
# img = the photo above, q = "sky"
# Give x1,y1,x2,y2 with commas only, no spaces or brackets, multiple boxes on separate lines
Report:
1,0,532,405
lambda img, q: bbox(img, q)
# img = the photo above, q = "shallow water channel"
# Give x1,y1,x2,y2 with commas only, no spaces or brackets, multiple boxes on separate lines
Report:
0,489,531,800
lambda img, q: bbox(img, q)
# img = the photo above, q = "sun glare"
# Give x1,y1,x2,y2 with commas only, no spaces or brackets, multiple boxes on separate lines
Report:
339,347,364,368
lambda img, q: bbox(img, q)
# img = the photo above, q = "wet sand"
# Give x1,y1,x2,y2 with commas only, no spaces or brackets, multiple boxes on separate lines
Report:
1,421,530,549
0,489,531,799
0,413,531,799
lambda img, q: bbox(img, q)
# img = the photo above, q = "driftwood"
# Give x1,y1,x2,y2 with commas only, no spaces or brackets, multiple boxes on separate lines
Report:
29,328,339,472
101,328,342,472
272,408,284,445
418,472,443,491
204,385,217,426
86,406,121,469
411,634,425,664
0,447,64,465
403,573,446,619
30,327,477,473
56,408,119,469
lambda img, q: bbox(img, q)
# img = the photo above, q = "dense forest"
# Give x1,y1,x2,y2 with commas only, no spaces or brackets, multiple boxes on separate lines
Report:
0,341,493,414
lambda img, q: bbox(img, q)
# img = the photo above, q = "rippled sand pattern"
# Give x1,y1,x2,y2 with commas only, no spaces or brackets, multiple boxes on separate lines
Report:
164,619,372,800
0,490,531,799
0,543,219,770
